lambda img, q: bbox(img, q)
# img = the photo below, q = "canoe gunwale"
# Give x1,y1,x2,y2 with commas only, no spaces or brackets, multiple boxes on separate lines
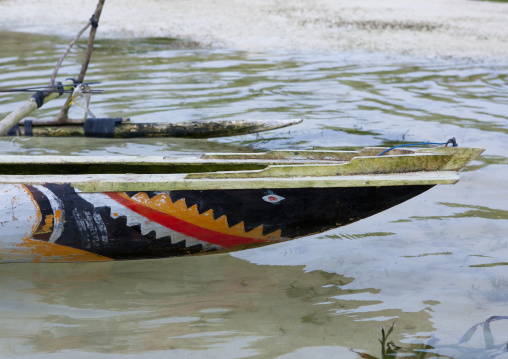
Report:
0,147,484,192
0,171,459,192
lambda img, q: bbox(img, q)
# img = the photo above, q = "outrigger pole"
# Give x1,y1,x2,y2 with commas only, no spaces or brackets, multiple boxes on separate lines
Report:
0,0,106,135
54,0,106,124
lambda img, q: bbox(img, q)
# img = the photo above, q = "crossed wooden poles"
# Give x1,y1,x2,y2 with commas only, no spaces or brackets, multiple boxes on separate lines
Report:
0,0,106,136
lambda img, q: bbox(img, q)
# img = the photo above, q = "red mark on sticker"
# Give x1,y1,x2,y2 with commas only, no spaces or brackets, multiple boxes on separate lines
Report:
262,194,285,204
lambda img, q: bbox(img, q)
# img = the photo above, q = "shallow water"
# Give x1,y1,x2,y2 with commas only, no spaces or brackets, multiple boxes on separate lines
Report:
1,32,508,358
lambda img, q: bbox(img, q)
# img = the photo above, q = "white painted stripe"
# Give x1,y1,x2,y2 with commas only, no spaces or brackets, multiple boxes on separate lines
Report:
77,192,221,251
33,185,64,243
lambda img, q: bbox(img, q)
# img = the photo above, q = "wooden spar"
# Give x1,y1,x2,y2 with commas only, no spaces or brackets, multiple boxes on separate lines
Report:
0,80,76,136
0,0,106,134
49,23,92,86
7,118,303,138
55,0,106,123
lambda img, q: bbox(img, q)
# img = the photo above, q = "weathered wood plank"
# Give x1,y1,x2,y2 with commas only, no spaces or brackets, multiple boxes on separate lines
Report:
187,154,454,179
0,154,341,175
0,171,459,192
0,147,484,177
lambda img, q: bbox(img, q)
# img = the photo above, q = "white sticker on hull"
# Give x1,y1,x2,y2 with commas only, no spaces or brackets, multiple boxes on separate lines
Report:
262,193,285,204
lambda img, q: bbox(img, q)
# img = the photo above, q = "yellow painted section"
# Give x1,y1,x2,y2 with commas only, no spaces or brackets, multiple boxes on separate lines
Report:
123,192,282,240
14,238,112,262
40,214,55,233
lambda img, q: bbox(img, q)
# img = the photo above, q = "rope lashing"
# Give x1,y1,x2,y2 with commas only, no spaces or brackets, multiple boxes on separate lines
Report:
89,15,99,28
377,137,458,156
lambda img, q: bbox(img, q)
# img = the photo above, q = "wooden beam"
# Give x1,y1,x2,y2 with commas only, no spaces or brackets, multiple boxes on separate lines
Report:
0,171,459,193
7,118,302,138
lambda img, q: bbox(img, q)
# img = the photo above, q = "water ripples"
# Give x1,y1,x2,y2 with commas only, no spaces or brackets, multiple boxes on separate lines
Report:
2,34,507,153
1,31,508,359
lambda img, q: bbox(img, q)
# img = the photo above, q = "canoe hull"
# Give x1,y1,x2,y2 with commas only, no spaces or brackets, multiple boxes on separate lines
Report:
0,146,485,262
0,182,432,262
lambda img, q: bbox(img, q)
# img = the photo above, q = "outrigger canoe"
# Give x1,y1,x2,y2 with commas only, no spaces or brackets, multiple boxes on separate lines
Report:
0,146,483,262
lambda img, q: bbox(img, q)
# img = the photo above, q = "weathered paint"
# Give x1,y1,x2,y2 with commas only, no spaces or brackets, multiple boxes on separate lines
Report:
33,184,64,243
77,191,214,250
118,192,281,240
0,184,110,262
106,192,276,248
0,146,485,262
13,239,111,262
0,183,435,262
0,184,41,242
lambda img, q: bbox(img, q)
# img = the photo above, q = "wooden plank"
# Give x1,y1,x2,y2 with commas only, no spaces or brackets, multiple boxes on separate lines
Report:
190,147,486,179
0,147,484,177
187,154,454,179
0,154,342,175
0,171,460,192
417,147,485,171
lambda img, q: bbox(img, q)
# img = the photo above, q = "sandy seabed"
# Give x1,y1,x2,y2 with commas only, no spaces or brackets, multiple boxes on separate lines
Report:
0,0,507,59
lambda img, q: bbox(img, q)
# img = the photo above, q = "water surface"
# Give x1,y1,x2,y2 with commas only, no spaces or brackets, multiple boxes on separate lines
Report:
1,32,508,358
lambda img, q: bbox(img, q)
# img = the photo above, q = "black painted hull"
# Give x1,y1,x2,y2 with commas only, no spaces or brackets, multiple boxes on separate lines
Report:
0,183,432,262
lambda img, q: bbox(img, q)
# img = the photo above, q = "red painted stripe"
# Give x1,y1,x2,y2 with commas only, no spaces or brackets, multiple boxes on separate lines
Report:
105,192,266,248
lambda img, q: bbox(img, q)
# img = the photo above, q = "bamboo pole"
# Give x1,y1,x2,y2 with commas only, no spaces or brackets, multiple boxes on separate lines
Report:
0,0,106,135
56,0,106,123
0,80,76,136
49,23,92,86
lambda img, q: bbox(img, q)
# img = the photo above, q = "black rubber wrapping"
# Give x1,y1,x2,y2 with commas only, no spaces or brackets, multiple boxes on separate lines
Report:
90,15,99,28
31,91,45,108
24,119,33,136
56,81,64,96
7,124,20,136
83,118,122,138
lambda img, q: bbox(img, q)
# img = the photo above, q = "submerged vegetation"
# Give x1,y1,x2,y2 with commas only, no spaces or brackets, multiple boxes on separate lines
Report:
351,317,508,358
